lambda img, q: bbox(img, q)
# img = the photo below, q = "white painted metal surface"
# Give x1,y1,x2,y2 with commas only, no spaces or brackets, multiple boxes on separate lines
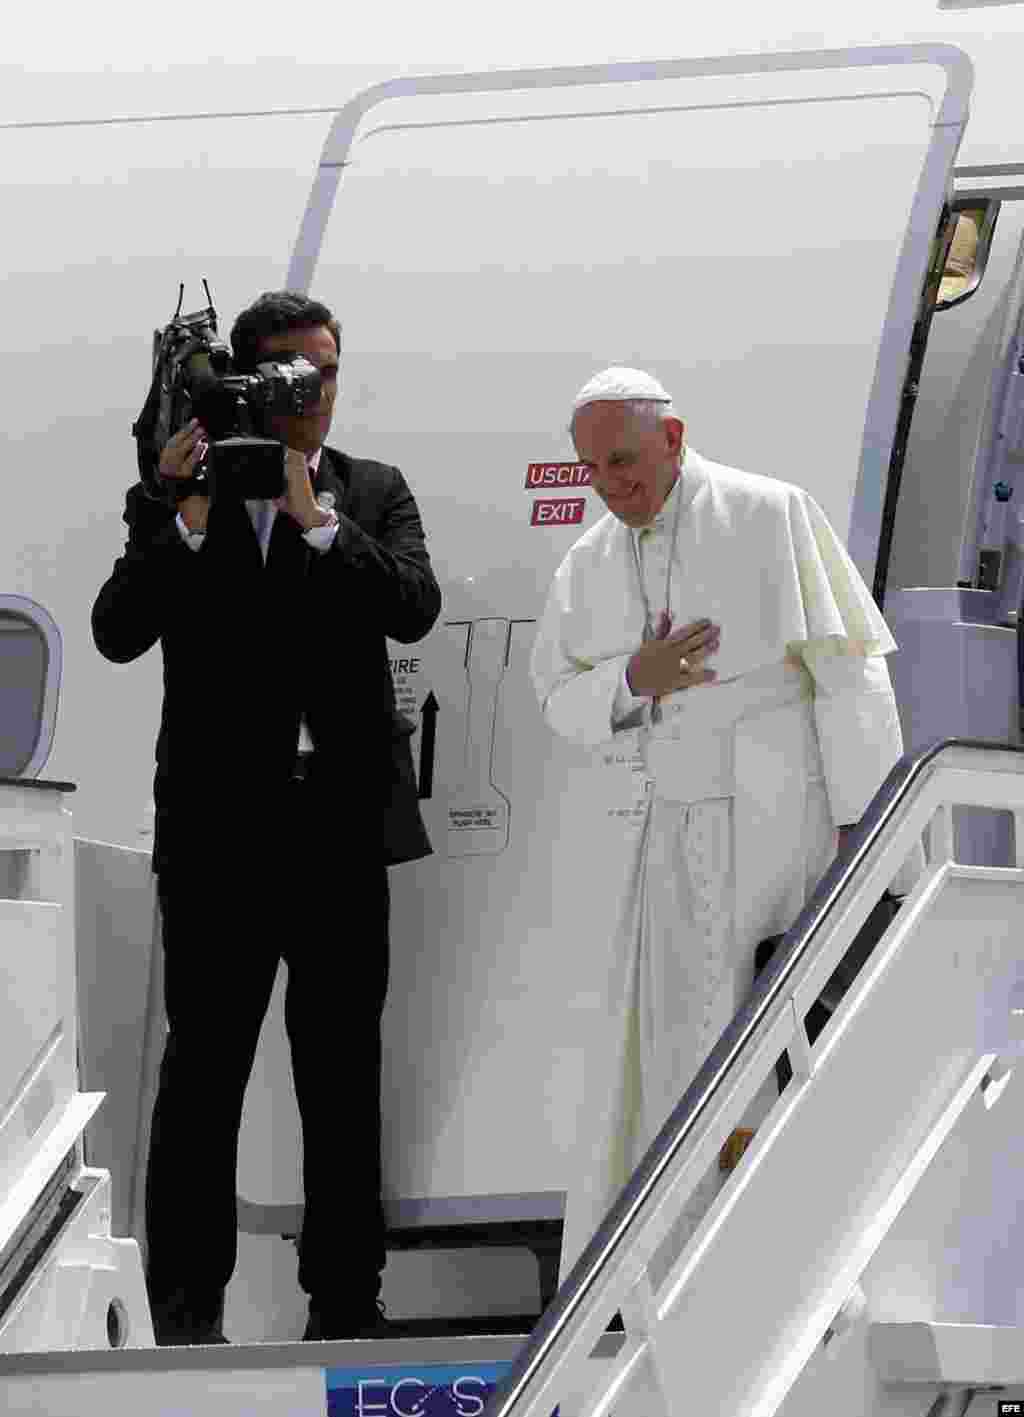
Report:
0,781,79,1212
890,181,1024,591
958,191,1024,590
0,783,152,1353
0,1355,335,1417
0,1168,154,1353
0,1336,534,1417
886,588,1020,866
73,839,161,1246
871,1321,1024,1387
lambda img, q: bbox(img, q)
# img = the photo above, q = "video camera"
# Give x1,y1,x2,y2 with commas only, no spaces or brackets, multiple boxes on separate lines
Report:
132,280,322,505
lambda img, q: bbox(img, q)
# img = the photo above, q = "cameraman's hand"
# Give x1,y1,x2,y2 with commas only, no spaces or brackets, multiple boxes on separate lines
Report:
276,447,329,531
160,418,209,533
626,619,721,698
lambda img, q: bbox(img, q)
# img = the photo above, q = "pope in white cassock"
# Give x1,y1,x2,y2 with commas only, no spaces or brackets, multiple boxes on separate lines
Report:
529,367,909,1283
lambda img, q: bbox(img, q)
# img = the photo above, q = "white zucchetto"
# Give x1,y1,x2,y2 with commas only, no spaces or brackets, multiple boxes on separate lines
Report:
572,366,673,414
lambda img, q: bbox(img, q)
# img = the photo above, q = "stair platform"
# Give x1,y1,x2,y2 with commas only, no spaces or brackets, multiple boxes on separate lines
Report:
0,1332,626,1416
870,1321,1024,1387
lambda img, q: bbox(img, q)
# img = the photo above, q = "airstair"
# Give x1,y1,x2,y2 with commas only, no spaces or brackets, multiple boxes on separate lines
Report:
0,596,152,1358
4,712,1024,1412
482,736,1024,1417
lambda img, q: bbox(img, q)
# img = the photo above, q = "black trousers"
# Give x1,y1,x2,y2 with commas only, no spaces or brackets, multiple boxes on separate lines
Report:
144,772,390,1331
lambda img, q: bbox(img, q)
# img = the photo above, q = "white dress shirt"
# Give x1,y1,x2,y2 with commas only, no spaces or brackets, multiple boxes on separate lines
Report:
174,446,340,753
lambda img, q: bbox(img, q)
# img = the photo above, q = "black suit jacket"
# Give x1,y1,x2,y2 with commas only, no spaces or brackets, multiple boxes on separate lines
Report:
92,446,442,871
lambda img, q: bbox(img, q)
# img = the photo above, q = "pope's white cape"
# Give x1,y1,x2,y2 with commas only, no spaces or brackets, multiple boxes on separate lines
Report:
530,448,901,826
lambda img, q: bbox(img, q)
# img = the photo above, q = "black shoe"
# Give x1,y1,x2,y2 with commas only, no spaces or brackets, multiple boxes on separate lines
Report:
193,1328,230,1345
303,1299,389,1341
150,1292,229,1347
153,1319,229,1346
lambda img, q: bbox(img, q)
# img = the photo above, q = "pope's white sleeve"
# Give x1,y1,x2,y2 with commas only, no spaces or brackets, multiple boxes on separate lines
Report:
612,666,649,724
801,644,905,825
530,571,641,748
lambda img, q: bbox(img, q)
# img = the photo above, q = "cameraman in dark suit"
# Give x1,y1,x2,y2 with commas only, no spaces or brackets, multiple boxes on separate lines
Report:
92,291,441,1345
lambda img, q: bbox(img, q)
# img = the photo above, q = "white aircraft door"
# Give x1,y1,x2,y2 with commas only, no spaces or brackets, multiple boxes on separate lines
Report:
235,47,972,1225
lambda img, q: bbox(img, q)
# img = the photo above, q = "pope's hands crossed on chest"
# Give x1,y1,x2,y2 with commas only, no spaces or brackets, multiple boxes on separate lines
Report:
625,618,721,698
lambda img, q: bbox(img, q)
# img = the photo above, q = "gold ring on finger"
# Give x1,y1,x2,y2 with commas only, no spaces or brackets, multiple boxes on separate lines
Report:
679,656,690,671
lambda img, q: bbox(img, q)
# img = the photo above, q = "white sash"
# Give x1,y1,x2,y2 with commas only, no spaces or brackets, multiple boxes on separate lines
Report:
642,659,825,947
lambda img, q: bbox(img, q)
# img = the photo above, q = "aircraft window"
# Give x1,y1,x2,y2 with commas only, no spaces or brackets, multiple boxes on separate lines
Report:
936,200,999,311
0,611,49,778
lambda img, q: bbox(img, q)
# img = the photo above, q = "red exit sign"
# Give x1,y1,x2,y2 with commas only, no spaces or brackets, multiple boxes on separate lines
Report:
525,463,592,489
530,497,586,527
